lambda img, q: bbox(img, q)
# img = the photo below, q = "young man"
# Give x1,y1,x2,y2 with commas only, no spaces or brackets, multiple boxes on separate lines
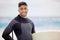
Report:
2,2,35,40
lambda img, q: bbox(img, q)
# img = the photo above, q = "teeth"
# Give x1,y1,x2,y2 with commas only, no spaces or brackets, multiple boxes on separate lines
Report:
23,13,25,14
23,13,26,14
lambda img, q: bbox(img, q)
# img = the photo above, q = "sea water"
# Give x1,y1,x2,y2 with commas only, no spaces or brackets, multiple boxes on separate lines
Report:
0,17,60,40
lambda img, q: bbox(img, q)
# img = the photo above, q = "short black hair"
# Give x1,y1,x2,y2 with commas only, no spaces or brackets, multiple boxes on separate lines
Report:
18,2,28,7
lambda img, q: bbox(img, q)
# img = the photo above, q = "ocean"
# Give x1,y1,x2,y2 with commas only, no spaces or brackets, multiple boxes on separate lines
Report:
0,17,60,40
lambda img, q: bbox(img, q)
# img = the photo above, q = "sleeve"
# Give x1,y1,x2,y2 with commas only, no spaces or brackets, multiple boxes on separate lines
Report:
31,22,35,33
2,21,15,40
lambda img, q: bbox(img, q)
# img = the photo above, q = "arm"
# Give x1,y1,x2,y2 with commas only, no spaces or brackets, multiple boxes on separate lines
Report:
31,23,35,33
2,21,15,40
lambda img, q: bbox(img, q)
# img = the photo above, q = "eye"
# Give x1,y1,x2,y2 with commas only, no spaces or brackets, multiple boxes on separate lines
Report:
20,8,23,10
24,8,27,10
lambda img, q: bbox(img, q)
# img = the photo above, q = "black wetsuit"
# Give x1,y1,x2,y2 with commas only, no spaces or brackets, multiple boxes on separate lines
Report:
2,15,35,40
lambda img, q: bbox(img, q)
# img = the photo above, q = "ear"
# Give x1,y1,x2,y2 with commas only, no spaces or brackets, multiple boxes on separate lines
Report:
27,8,28,12
18,7,20,12
18,9,19,12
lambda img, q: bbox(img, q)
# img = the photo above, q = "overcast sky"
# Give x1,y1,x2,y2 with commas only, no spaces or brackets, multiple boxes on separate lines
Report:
0,0,60,17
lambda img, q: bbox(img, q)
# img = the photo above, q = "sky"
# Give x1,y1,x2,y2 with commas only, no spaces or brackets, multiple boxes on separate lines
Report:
0,0,60,17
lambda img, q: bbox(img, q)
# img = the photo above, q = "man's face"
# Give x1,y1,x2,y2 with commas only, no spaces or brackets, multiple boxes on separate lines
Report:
18,5,28,18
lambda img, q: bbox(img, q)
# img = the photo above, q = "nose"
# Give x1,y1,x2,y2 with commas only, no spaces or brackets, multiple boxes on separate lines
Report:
23,9,25,12
22,9,26,13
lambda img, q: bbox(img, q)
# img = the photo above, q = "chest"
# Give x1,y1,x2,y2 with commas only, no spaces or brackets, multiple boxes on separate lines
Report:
14,23,32,33
21,23,32,32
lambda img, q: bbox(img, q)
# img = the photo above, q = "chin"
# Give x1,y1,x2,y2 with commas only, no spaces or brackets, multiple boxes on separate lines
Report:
21,15,27,18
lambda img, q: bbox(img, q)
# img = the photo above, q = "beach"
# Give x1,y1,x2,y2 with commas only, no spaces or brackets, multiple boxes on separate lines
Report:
0,27,60,40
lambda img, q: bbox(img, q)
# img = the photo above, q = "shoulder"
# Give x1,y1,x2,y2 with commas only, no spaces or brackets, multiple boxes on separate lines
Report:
27,18,34,24
9,18,19,26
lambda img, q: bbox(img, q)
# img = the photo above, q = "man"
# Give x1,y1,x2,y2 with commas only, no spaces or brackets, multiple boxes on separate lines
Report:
2,2,35,40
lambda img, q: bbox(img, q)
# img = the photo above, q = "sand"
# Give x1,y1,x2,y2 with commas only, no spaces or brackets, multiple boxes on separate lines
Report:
0,27,60,40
